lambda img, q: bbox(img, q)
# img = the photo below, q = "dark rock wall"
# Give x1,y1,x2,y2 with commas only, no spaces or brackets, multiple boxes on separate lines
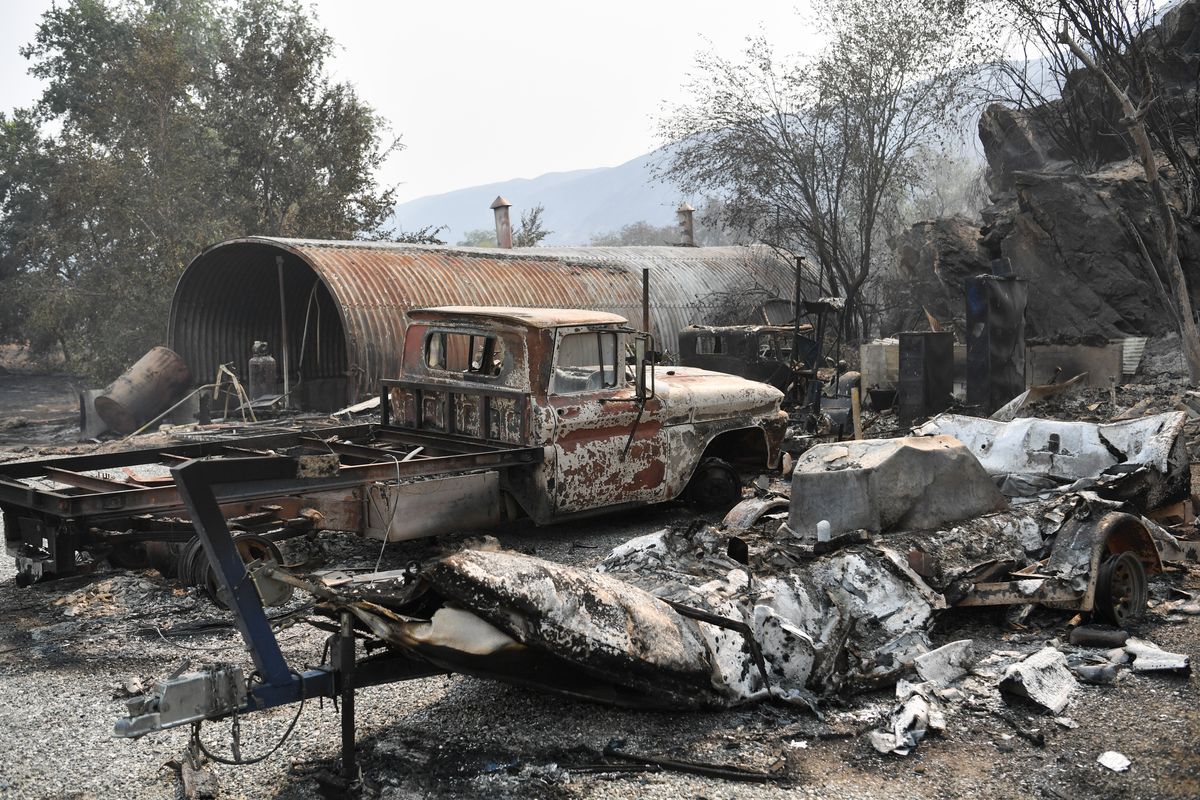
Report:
891,0,1200,341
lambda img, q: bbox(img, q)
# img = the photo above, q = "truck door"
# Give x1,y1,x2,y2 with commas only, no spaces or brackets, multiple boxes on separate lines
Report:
547,327,667,514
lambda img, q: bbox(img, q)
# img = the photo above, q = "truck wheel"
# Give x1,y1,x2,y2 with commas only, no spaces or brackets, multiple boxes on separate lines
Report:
1093,551,1147,627
685,458,742,511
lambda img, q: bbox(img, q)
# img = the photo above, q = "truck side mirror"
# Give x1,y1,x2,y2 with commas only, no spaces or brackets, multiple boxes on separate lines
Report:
635,334,655,400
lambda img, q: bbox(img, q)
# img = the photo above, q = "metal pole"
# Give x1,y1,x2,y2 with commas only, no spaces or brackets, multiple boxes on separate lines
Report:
277,256,291,408
339,610,357,782
642,268,650,334
793,256,805,406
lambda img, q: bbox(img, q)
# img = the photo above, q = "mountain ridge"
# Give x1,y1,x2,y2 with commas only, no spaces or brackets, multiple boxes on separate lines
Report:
390,149,689,246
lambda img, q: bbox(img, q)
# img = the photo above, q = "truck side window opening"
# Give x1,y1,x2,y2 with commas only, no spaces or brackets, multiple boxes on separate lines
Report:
425,332,505,376
552,331,620,393
759,333,782,359
696,334,723,355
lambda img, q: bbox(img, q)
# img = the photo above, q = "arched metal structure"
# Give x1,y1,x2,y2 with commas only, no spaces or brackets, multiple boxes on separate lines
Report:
169,237,797,408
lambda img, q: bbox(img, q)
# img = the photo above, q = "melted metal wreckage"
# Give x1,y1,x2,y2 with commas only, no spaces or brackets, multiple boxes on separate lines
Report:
914,411,1190,510
117,421,1190,770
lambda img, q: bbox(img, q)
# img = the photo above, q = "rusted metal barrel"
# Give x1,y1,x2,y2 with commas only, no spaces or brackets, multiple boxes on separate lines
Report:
95,346,192,434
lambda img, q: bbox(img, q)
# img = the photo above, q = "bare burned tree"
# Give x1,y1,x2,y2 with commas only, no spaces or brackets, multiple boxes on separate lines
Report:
998,0,1200,381
657,0,993,339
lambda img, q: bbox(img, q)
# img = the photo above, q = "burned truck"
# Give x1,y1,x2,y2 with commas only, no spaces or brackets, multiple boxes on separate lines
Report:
678,324,817,393
2,307,787,584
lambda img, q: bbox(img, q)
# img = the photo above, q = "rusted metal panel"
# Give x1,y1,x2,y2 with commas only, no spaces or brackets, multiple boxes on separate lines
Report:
365,472,503,541
169,238,797,406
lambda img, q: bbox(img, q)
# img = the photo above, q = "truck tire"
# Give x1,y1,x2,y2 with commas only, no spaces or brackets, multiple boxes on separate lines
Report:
1093,551,1147,627
685,457,742,511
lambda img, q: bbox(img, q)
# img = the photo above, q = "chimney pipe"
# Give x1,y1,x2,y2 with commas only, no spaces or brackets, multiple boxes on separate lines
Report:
676,202,696,247
491,196,513,248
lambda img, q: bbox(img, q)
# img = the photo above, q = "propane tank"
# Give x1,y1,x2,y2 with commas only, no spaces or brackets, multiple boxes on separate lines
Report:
248,341,278,400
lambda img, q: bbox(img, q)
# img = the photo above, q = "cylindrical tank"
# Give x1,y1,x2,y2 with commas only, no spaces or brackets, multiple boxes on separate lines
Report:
94,346,192,434
248,341,278,400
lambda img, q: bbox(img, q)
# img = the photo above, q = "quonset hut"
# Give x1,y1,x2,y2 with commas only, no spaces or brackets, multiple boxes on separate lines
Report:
168,237,797,409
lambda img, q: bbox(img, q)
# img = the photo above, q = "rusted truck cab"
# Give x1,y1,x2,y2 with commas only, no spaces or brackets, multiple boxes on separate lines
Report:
385,307,788,523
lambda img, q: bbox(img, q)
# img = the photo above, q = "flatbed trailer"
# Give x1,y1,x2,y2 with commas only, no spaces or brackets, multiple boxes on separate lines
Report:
114,453,446,786
1,411,542,585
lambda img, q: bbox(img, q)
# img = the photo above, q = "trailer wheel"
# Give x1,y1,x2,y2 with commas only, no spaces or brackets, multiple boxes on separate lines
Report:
203,534,286,609
1093,551,1147,627
685,458,742,511
107,542,150,570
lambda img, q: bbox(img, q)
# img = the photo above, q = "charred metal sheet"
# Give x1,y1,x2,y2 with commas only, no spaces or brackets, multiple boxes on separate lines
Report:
339,490,1161,710
364,472,503,542
169,238,797,406
991,372,1088,422
916,411,1189,509
352,528,947,708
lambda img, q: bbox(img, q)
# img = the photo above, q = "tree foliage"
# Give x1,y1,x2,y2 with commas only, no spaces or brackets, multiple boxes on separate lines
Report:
0,0,399,378
589,198,740,246
513,203,552,247
457,228,498,248
658,0,993,338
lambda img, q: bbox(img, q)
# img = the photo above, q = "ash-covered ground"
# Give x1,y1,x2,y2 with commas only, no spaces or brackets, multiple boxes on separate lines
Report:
1,505,1197,800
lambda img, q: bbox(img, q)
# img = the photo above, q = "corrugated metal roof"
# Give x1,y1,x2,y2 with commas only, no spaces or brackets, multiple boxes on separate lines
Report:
168,236,799,406
413,307,630,329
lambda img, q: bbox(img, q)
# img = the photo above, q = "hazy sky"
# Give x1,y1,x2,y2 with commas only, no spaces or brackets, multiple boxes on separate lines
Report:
0,1,818,203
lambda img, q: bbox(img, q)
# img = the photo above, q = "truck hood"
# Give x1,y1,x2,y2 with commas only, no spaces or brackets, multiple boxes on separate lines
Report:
651,366,783,422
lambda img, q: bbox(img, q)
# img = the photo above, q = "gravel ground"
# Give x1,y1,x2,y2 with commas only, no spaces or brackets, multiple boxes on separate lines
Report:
1,500,1198,800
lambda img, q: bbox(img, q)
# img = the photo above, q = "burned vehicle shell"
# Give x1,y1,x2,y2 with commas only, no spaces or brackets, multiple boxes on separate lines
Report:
679,324,818,393
385,307,787,524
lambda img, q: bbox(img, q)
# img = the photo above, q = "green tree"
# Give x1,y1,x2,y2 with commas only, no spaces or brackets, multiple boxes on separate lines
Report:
0,0,399,378
512,203,552,247
589,198,740,246
589,220,678,246
457,228,497,247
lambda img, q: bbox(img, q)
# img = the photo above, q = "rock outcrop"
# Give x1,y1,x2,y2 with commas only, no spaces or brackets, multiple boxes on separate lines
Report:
893,0,1200,340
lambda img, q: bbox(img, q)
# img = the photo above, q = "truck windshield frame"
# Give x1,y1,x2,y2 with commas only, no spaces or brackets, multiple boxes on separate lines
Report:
551,330,621,394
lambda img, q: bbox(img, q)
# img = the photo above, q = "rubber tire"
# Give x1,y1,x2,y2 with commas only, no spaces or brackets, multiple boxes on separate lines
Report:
685,457,742,511
107,542,149,570
204,535,284,609
1093,551,1148,627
